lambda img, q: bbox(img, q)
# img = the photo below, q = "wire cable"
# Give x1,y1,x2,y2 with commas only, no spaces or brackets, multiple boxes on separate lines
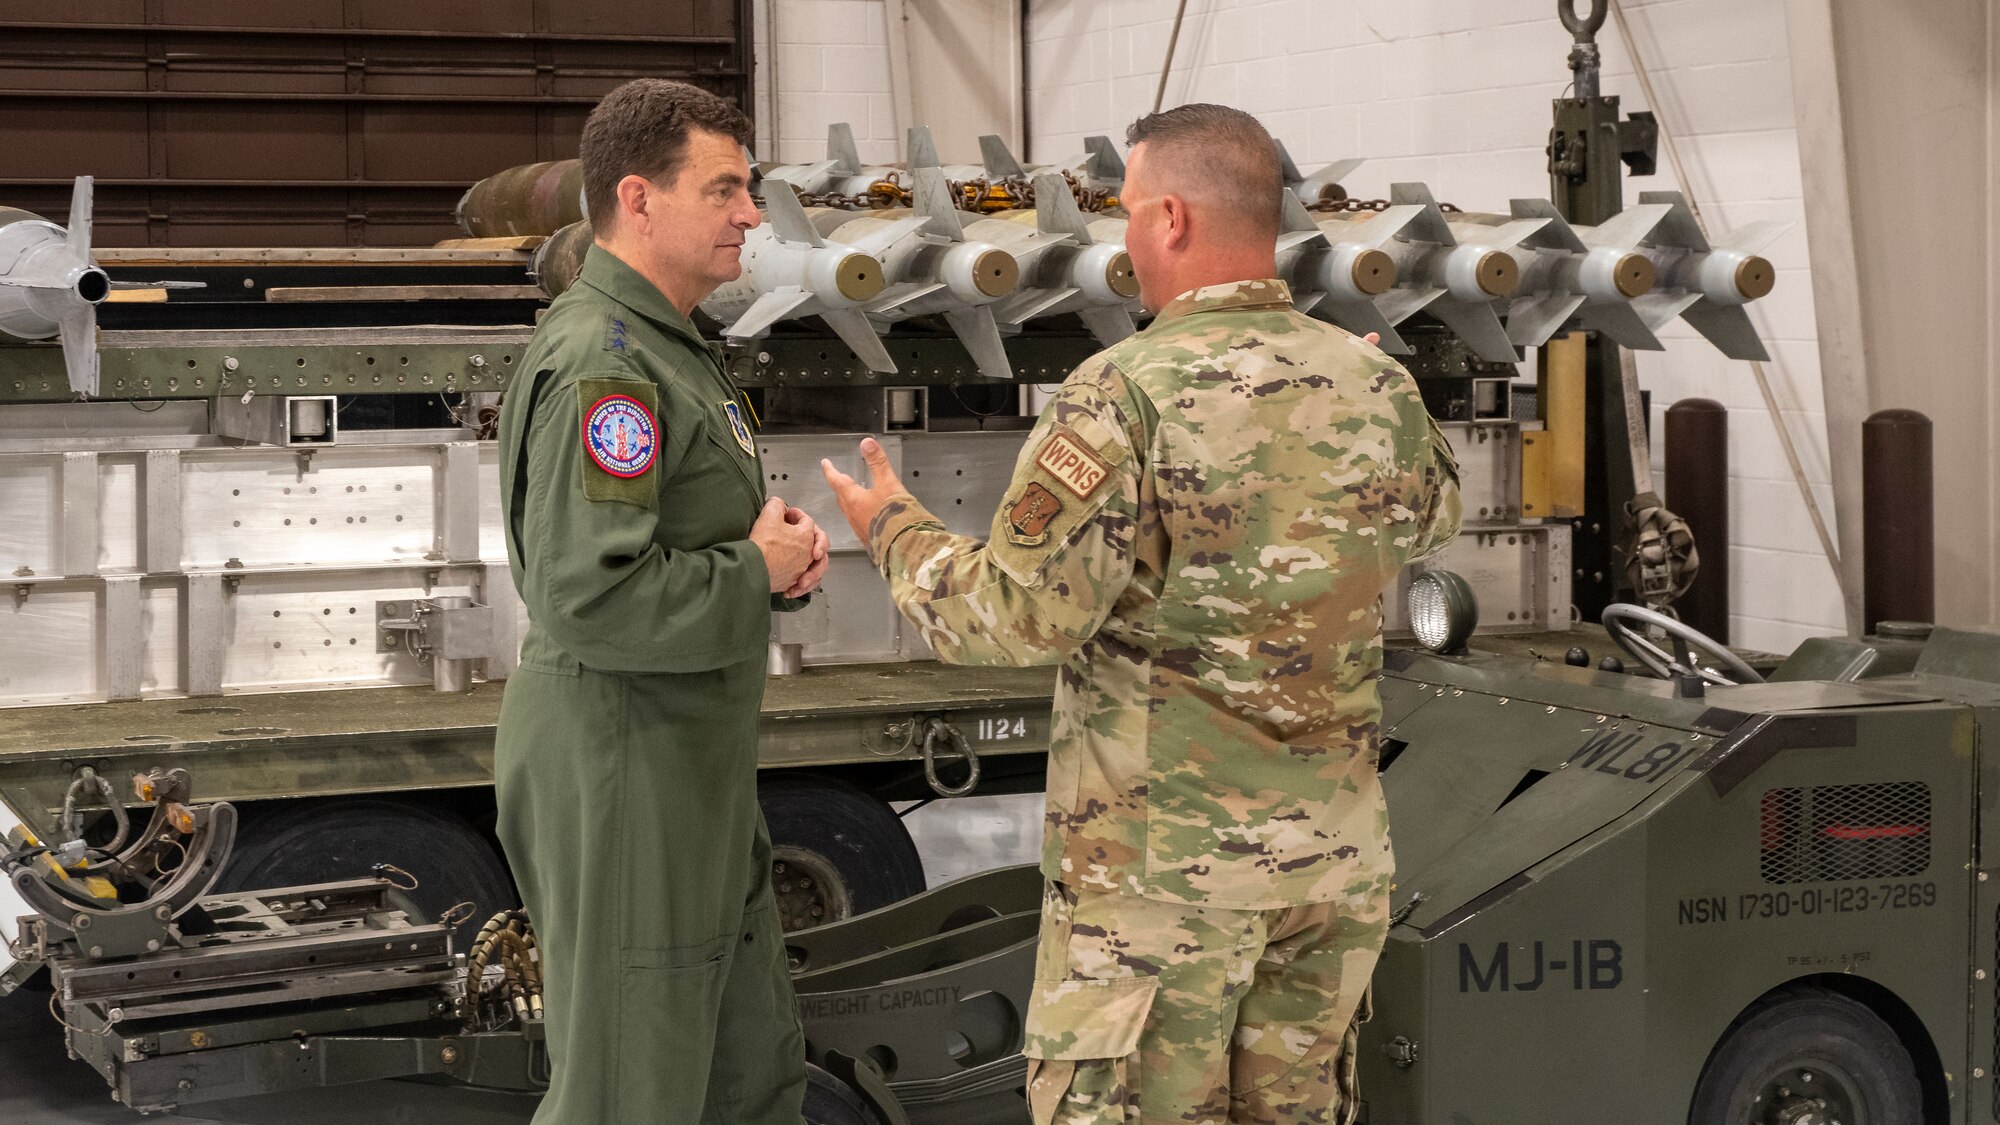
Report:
1152,0,1193,114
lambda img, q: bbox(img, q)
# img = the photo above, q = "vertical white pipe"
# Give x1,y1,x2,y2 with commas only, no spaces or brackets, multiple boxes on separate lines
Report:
885,0,915,156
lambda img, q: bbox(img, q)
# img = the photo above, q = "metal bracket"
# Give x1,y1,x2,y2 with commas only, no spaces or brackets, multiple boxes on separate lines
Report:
377,596,495,693
377,597,494,658
1618,111,1659,176
211,394,339,448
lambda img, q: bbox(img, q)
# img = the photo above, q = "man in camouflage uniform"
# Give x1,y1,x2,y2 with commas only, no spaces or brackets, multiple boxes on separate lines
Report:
823,104,1460,1124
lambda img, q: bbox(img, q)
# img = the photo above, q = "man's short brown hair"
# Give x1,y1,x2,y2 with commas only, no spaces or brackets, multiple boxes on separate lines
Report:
1125,103,1283,235
580,79,753,234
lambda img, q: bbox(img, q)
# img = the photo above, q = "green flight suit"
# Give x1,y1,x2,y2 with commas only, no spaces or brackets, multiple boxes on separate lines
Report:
494,245,807,1125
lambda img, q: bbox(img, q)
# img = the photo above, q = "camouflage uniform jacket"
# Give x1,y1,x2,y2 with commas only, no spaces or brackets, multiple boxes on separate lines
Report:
869,279,1463,909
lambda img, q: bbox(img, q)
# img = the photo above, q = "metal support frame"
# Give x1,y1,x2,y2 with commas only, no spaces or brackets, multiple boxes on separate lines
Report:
60,451,99,577
183,572,226,698
103,575,144,701
1546,7,1660,622
142,449,182,573
439,442,482,563
481,563,520,682
0,328,529,404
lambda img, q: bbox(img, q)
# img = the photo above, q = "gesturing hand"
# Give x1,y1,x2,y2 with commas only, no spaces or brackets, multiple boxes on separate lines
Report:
819,437,907,551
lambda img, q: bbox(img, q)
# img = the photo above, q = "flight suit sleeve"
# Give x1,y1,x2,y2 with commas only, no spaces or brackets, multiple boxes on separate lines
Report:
516,371,771,673
867,364,1144,667
1407,414,1464,564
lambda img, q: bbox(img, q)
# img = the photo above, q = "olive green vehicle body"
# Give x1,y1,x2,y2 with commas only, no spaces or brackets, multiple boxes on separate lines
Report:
0,663,1055,820
1359,626,1997,1124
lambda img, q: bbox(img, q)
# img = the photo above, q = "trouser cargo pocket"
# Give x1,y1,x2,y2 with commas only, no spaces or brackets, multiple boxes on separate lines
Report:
1023,975,1159,1125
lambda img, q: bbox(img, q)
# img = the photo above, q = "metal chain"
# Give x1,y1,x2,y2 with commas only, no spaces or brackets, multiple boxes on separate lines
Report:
768,169,1120,215
765,170,1451,218
788,187,904,210
1307,197,1462,214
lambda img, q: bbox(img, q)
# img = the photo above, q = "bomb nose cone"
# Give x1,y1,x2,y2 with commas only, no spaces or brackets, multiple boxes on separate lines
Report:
1350,248,1396,296
835,252,885,302
1613,252,1656,299
1105,251,1140,299
973,247,1020,298
1473,250,1518,298
1734,255,1775,301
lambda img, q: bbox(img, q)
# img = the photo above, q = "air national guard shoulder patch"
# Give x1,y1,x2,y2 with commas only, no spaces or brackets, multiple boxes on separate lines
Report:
584,393,658,478
1006,481,1063,545
722,400,756,455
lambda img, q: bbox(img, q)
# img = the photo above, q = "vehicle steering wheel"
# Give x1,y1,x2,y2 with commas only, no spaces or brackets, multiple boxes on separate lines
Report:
1600,603,1765,686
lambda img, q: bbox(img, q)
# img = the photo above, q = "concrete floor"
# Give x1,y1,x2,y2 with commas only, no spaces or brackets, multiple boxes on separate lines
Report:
0,791,1046,1124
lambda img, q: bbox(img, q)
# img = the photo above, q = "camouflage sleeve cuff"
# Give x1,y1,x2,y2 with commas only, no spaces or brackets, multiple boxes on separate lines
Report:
867,492,943,573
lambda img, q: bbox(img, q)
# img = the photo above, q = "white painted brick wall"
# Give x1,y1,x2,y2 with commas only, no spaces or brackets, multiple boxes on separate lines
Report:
1023,0,1840,653
760,0,901,166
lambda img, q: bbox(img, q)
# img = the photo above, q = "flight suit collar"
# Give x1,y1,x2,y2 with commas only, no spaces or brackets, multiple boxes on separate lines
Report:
575,244,714,355
1151,278,1295,327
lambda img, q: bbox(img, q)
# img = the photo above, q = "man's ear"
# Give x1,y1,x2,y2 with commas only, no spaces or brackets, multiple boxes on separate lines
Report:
1160,194,1192,251
615,175,652,233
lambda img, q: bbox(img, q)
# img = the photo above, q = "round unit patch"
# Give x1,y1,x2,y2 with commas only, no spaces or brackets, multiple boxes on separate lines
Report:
583,394,658,478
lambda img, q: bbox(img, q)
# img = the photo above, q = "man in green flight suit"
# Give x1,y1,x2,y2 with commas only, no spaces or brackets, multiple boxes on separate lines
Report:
495,79,826,1124
824,104,1462,1124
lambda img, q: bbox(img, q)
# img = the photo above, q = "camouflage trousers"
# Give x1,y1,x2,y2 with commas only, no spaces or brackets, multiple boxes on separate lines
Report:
1022,880,1388,1125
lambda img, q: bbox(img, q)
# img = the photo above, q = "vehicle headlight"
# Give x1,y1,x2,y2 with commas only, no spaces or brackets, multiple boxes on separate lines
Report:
1408,570,1477,654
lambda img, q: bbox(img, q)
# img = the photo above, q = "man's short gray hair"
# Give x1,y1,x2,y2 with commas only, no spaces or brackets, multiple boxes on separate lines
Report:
1125,103,1283,235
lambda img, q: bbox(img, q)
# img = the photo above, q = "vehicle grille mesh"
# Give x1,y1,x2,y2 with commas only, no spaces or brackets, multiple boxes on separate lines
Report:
1758,782,1930,885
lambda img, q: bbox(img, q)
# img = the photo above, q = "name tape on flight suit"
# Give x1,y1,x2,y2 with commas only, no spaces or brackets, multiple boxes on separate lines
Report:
1035,430,1110,499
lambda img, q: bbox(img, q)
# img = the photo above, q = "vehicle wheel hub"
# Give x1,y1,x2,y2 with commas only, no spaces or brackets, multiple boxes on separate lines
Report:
771,848,854,932
1756,1067,1859,1125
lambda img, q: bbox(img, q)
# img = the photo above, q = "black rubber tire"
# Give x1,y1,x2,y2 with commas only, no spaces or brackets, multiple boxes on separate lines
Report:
759,775,925,925
804,1062,889,1125
214,798,515,946
1688,988,1924,1125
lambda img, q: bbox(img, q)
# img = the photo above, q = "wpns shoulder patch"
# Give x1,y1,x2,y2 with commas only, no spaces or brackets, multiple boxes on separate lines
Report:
583,393,657,478
1035,429,1110,498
